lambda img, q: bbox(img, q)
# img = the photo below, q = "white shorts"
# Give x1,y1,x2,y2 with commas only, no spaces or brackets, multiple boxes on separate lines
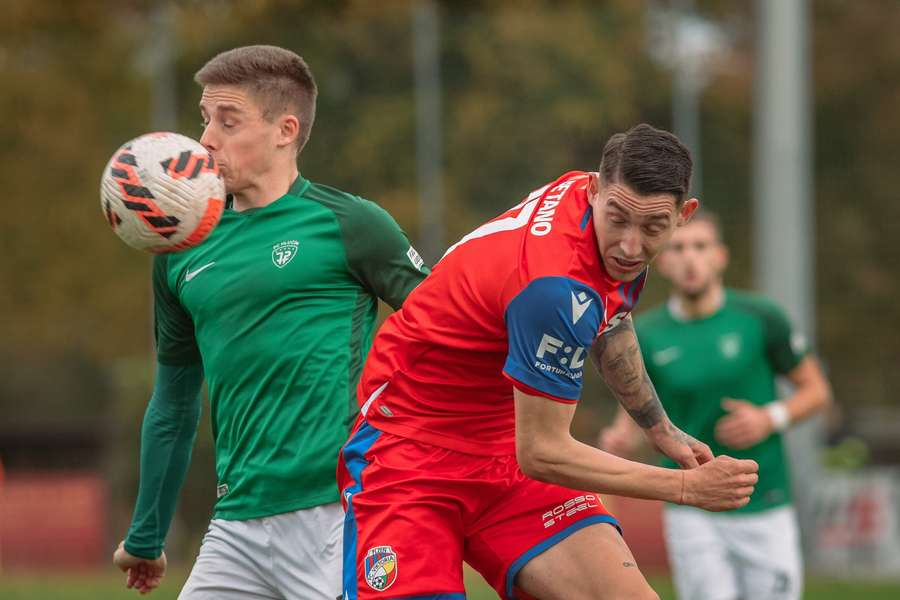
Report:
663,504,802,600
179,502,342,600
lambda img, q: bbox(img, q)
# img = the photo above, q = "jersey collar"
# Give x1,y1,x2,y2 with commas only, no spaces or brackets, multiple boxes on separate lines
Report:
288,173,311,198
667,287,727,322
226,173,311,213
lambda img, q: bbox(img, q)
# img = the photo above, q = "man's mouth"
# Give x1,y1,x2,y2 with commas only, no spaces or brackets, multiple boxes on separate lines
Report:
610,256,642,271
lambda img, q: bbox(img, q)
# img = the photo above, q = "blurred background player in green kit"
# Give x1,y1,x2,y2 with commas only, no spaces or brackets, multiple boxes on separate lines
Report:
600,210,832,600
111,45,428,599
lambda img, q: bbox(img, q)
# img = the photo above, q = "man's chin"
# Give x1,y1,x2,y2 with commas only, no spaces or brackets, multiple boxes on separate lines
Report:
680,283,710,300
607,263,645,281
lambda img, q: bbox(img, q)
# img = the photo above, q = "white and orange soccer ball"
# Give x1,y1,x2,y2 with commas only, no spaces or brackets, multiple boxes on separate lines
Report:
100,132,225,253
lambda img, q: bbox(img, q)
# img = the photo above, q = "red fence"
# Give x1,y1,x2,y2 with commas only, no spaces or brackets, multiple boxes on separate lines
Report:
0,472,107,570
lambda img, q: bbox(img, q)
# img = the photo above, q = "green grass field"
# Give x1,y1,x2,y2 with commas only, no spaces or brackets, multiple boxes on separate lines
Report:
2,568,900,599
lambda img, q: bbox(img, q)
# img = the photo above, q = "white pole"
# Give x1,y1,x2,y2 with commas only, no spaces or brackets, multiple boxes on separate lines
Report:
753,0,818,551
413,0,444,264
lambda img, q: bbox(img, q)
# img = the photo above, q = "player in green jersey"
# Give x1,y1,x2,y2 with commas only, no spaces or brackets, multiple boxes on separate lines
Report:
600,211,832,600
111,46,428,599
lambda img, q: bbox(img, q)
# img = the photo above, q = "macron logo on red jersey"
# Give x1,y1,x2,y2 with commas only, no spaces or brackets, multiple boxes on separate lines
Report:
571,291,593,324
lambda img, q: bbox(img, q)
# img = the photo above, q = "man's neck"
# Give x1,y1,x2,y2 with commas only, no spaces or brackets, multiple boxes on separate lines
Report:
231,162,299,212
669,283,725,320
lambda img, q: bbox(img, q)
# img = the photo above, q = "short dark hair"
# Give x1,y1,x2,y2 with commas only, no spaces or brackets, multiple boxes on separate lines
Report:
598,123,693,203
195,45,317,152
686,208,722,240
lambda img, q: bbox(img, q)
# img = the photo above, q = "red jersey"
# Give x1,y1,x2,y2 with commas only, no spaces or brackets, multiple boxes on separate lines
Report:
358,171,647,455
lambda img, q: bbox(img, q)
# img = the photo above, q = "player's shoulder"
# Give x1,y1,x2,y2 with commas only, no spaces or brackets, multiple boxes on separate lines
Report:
300,177,366,212
509,275,604,324
152,252,172,282
506,275,605,341
554,169,592,185
519,171,594,271
726,288,787,321
634,303,671,328
301,178,399,231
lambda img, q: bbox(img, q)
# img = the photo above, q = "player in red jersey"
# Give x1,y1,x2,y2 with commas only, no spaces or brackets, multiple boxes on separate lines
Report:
338,124,760,600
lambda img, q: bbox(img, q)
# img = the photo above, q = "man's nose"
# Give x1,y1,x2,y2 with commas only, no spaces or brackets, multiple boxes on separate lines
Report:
200,126,217,152
620,227,643,257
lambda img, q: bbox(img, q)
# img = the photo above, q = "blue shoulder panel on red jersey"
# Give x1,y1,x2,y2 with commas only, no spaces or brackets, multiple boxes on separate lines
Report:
503,277,604,401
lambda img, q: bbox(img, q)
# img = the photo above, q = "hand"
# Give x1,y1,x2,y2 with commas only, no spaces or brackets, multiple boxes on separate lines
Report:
598,423,642,459
113,541,167,594
715,398,774,450
646,420,713,469
681,455,759,511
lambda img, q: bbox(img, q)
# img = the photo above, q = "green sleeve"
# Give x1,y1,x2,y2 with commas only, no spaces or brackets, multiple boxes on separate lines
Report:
124,361,203,559
342,199,429,310
757,298,808,375
153,254,200,365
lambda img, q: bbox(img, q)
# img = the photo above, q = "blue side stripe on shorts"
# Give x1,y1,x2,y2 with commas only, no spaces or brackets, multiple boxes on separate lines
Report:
342,421,383,600
393,595,467,599
504,514,621,599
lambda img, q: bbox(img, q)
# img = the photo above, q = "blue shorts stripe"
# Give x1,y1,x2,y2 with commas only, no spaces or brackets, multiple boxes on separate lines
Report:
342,421,383,600
504,514,621,599
392,595,467,600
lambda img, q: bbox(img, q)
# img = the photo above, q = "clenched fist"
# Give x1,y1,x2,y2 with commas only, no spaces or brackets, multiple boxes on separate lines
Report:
113,541,167,594
681,455,759,512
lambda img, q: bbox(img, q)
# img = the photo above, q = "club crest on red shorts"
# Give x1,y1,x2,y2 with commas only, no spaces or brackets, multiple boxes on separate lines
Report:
364,545,398,591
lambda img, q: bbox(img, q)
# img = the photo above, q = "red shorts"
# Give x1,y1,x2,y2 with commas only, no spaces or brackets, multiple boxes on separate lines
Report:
337,419,620,600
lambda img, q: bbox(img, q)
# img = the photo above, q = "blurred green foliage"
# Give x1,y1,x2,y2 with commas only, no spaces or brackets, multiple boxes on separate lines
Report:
1,0,898,563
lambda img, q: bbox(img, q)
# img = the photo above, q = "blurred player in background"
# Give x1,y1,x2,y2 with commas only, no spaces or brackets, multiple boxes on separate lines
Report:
601,210,832,600
339,124,760,600
111,45,427,599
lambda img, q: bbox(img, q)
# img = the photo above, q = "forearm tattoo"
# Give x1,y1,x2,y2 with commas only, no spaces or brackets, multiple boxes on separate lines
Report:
591,318,666,429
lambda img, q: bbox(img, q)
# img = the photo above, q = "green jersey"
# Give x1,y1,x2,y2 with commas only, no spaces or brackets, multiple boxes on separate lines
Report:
636,289,807,513
153,174,427,520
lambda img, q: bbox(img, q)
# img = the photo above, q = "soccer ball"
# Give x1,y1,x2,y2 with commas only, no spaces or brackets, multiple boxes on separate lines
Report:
100,132,226,253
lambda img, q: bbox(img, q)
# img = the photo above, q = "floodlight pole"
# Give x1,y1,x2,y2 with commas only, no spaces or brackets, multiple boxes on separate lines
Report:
151,4,177,133
413,0,445,264
671,0,702,198
753,0,818,552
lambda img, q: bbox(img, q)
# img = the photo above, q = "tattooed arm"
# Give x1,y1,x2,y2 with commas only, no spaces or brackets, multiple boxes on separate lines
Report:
591,315,713,468
513,387,757,510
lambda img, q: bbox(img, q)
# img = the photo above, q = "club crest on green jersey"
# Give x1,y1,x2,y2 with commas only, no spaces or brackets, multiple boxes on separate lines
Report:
272,240,299,268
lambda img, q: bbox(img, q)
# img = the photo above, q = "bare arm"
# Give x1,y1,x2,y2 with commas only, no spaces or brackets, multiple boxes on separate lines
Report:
590,316,712,467
716,355,833,449
514,389,758,511
590,316,665,427
782,355,833,421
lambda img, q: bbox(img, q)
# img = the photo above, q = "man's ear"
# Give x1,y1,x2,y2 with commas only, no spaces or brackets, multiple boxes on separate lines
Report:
588,172,601,204
716,240,730,274
677,197,700,226
277,115,301,148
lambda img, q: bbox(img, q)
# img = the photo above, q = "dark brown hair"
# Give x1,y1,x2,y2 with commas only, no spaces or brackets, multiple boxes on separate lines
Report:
686,208,722,240
599,123,693,203
195,45,317,152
